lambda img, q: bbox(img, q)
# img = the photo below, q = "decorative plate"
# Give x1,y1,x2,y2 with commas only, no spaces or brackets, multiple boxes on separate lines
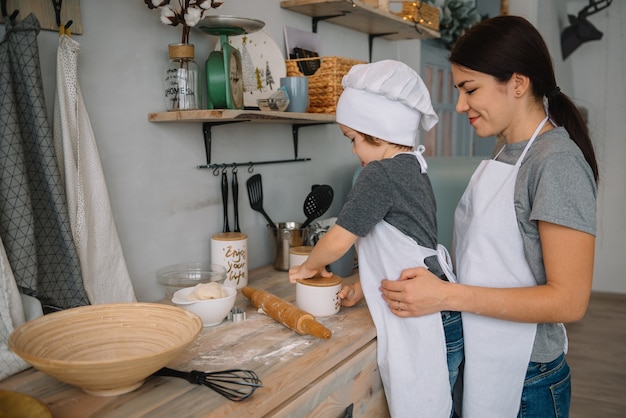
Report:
223,30,287,108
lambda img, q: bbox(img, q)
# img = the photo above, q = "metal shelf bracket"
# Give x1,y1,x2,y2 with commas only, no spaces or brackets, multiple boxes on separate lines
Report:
368,32,396,62
199,121,322,172
202,120,245,165
312,13,347,33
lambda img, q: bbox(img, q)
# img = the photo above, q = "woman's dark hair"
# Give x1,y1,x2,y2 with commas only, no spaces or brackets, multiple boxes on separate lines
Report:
448,15,598,183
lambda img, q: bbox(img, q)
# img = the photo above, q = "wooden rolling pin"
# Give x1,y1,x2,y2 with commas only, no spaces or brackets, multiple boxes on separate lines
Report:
242,286,331,339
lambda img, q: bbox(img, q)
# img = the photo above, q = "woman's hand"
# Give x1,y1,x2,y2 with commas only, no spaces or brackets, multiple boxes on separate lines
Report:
339,280,364,307
380,267,451,317
380,222,595,322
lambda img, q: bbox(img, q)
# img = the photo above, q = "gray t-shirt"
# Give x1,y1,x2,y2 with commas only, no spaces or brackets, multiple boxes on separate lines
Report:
493,127,597,362
337,153,446,278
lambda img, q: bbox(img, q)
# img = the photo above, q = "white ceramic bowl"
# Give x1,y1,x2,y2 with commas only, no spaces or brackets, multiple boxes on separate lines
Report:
8,303,202,397
172,284,237,326
296,275,342,317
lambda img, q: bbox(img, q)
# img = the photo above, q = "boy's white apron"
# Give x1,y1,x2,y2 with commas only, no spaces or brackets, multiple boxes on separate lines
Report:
357,148,454,418
453,117,548,417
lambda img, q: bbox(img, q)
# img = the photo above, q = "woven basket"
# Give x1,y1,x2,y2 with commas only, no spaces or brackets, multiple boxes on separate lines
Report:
285,56,366,114
390,1,440,31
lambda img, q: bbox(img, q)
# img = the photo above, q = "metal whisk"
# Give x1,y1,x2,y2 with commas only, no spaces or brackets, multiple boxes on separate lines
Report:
153,367,262,402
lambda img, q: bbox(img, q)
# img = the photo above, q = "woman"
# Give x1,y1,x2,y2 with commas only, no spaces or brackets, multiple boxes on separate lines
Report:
380,16,598,417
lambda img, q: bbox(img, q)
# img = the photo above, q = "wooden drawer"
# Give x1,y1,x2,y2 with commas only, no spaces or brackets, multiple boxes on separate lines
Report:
270,340,389,417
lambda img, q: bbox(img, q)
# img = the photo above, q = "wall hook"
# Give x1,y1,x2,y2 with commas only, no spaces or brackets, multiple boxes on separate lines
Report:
1,0,18,21
52,0,62,26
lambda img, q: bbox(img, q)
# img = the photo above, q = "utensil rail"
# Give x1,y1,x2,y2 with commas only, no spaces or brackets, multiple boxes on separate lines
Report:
200,122,322,171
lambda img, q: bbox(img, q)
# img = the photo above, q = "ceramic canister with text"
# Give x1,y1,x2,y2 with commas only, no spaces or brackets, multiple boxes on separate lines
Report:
211,232,248,289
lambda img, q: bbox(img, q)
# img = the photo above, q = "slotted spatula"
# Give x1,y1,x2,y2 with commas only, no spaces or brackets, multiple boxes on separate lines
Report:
301,185,334,229
246,174,276,229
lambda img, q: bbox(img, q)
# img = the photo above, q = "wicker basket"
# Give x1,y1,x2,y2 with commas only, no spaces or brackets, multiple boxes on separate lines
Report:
390,1,440,31
285,56,366,114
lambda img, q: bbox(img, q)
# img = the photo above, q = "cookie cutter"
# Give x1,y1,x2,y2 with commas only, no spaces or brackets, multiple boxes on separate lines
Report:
228,307,246,322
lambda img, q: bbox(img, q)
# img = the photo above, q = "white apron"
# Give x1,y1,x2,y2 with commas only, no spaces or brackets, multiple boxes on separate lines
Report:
453,117,548,417
53,34,136,304
357,148,454,418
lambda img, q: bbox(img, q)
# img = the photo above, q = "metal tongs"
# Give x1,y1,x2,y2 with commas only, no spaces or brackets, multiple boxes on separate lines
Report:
153,367,262,402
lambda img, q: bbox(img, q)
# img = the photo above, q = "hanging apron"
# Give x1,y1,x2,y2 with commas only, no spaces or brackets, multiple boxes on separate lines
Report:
53,34,136,304
357,147,454,418
453,117,548,417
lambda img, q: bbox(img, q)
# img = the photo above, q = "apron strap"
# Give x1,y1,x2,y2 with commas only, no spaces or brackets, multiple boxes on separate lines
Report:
419,243,457,283
517,116,549,166
414,145,428,174
437,244,457,283
400,145,428,173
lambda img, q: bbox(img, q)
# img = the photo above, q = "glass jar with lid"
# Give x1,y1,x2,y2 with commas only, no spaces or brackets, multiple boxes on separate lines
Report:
164,43,199,111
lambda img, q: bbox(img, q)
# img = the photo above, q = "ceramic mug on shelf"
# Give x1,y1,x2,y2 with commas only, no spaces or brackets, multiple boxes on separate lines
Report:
280,76,309,112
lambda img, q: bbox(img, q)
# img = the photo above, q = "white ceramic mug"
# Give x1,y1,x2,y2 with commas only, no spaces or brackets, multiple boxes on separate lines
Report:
296,275,342,317
211,232,248,289
280,76,309,112
289,245,313,269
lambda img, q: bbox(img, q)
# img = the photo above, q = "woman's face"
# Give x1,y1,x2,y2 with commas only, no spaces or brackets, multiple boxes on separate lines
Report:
452,64,516,139
339,124,383,167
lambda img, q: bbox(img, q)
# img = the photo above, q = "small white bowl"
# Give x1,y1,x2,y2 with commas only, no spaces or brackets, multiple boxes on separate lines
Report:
296,275,342,317
172,284,237,327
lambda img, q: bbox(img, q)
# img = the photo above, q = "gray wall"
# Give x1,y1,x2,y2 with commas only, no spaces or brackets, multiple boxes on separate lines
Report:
2,0,624,300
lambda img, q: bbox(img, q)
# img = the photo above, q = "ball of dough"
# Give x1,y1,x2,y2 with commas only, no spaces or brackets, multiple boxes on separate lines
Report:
188,282,227,300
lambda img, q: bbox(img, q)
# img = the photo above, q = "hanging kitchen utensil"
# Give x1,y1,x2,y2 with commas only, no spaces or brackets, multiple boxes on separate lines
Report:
246,173,276,229
152,367,262,402
221,169,230,233
300,185,334,229
232,167,240,232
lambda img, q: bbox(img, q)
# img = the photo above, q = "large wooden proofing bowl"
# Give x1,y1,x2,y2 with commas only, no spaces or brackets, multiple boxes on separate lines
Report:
8,303,202,396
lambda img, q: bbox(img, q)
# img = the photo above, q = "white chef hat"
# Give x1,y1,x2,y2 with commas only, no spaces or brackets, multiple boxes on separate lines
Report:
336,60,438,147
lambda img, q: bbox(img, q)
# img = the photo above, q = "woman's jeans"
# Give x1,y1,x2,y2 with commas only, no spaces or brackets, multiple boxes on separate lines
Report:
443,313,570,418
442,311,464,417
518,352,571,417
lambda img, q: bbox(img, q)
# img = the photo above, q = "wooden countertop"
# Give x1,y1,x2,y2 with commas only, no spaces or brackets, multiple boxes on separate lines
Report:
0,266,375,417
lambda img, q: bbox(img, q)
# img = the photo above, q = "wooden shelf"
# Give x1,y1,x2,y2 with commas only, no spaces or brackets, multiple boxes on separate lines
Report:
148,109,336,169
280,0,440,41
148,109,336,124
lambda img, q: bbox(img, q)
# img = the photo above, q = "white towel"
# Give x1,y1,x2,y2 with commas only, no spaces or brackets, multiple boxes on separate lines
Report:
53,34,136,304
0,237,31,379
